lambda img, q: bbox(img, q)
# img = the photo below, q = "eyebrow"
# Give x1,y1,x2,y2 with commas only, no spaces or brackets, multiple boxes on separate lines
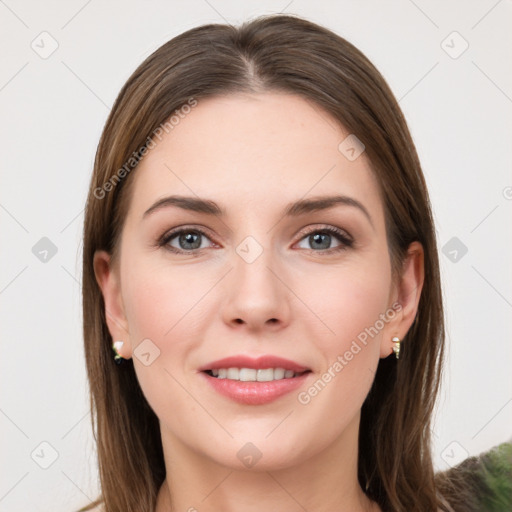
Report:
143,194,374,228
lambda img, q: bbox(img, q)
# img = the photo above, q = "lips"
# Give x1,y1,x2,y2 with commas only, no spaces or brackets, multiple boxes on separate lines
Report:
198,355,310,373
197,355,312,405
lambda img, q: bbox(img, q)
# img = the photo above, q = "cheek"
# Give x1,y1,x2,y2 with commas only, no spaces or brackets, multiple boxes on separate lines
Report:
293,267,390,439
122,255,209,343
120,255,219,406
326,272,390,345
121,262,203,425
295,253,392,399
304,254,392,350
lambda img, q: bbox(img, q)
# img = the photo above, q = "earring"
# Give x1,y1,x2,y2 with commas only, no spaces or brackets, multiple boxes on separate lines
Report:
392,336,401,359
112,341,125,365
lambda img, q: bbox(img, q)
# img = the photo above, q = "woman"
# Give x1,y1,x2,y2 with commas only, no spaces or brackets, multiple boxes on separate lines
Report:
79,13,476,511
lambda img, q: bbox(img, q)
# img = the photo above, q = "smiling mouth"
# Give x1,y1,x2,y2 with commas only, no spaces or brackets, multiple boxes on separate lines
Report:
203,368,311,382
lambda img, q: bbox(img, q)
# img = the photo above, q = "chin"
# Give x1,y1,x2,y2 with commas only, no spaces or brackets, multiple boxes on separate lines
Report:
198,431,312,472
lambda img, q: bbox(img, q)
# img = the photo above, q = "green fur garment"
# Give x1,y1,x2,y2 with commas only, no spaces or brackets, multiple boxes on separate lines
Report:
436,441,512,511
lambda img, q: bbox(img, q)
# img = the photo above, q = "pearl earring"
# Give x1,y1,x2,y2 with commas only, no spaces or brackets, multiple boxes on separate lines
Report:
392,336,401,359
112,341,125,365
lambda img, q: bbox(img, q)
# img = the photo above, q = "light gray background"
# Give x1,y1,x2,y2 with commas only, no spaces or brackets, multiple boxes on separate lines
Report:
1,1,511,510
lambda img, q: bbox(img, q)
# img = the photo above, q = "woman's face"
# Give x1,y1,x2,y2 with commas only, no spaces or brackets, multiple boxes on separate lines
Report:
96,92,419,471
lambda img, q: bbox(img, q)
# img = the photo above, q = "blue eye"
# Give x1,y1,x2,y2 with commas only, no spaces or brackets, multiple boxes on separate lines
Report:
158,225,353,255
296,227,353,252
161,229,213,253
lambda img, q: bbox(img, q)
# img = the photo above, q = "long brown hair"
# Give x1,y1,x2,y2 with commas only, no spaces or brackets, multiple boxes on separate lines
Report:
81,13,455,511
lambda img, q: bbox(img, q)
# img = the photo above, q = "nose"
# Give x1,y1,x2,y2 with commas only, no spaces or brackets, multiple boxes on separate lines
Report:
221,243,291,332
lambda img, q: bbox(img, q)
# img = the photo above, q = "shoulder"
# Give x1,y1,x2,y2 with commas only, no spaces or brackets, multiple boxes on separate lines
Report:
435,441,512,511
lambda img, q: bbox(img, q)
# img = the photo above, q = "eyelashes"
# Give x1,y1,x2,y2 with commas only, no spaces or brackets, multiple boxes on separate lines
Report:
157,224,354,256
159,227,214,255
295,226,353,252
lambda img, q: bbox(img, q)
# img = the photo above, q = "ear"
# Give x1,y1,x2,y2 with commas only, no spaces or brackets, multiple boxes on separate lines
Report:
93,250,132,359
380,241,424,358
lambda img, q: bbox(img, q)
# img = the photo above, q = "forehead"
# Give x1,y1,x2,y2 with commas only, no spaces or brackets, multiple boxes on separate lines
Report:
128,92,383,221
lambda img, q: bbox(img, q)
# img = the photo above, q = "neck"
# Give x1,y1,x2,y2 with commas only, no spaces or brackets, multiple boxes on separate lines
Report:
155,412,381,512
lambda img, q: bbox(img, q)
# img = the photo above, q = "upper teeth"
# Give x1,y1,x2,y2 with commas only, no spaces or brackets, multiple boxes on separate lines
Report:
210,367,299,381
